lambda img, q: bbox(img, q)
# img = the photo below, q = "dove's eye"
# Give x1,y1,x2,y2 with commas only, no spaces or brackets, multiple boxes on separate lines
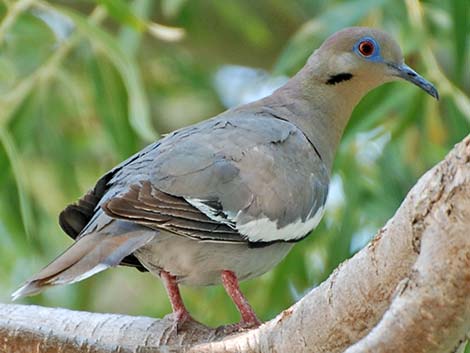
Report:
353,37,380,61
358,40,375,57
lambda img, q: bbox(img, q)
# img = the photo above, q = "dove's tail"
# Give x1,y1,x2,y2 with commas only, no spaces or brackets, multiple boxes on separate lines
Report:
12,230,154,300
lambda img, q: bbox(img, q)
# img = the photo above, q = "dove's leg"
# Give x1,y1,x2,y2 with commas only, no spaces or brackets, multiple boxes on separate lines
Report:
160,270,191,323
221,270,261,328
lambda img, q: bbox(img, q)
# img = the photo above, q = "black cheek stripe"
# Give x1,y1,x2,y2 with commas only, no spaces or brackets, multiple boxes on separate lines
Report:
326,73,353,85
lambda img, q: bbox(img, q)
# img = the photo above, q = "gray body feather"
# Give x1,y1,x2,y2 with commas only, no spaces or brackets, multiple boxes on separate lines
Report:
13,107,329,297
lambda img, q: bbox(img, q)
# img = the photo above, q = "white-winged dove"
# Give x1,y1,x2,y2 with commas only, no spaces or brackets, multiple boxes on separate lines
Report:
13,27,438,329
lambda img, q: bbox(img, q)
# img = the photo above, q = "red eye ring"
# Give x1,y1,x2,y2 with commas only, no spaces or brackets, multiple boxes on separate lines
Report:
358,40,375,57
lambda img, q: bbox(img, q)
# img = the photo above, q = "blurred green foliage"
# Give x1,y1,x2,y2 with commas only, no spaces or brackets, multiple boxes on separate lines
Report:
0,0,468,328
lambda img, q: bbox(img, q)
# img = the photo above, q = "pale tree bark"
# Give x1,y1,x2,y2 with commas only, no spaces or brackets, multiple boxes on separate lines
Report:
1,135,469,353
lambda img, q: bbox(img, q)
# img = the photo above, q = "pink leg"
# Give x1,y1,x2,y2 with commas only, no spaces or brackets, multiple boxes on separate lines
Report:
221,270,261,328
160,270,191,323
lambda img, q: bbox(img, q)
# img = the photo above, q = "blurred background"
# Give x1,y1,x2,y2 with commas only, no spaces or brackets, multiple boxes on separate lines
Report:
0,0,468,329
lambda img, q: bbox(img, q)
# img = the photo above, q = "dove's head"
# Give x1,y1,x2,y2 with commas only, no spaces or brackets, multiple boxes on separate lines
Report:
307,27,438,99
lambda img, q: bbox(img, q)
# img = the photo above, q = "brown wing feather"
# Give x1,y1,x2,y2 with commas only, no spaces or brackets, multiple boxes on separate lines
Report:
102,181,244,242
59,171,147,271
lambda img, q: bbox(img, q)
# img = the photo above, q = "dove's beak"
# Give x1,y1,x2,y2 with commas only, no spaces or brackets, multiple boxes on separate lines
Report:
389,63,439,100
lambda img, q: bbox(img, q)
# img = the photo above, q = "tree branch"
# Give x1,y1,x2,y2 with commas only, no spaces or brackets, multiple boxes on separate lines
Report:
1,135,469,353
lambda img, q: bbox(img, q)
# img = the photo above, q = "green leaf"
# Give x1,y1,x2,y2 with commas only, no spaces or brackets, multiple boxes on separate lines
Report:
0,128,33,240
161,0,188,18
451,0,469,81
95,0,185,42
87,55,139,157
211,1,272,48
96,0,145,31
53,5,158,142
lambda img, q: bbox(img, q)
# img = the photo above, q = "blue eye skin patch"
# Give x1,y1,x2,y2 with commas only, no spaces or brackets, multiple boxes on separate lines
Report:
353,36,382,62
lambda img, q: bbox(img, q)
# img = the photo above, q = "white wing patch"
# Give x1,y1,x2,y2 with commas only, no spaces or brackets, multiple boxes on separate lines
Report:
186,197,325,242
185,197,236,228
236,206,325,242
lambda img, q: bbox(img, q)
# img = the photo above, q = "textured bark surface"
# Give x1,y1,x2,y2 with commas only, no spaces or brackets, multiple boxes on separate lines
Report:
1,136,469,353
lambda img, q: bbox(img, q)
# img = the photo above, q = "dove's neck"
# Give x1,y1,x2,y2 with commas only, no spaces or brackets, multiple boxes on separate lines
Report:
257,64,371,171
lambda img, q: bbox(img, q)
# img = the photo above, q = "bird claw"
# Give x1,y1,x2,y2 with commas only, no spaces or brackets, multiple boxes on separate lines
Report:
161,310,197,335
216,319,262,335
174,310,202,332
